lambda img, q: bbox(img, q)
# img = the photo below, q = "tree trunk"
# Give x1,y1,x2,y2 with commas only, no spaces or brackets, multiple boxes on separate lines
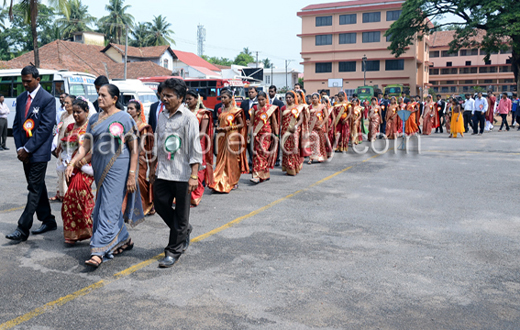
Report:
30,0,39,67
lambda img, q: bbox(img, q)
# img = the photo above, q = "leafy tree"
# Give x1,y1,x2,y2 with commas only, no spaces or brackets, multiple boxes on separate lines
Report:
98,0,134,45
262,58,272,69
234,51,254,66
202,55,233,66
298,77,304,89
386,0,520,93
4,0,70,67
130,22,151,47
146,15,174,46
57,0,95,39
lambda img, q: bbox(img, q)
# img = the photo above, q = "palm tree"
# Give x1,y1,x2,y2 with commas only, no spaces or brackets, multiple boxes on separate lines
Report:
130,22,151,47
262,58,272,69
243,47,251,56
98,0,134,45
3,0,70,67
58,0,95,40
146,15,175,46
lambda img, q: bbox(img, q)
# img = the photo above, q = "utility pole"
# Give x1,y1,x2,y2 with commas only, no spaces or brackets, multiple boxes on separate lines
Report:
124,25,128,80
256,51,259,68
197,25,206,57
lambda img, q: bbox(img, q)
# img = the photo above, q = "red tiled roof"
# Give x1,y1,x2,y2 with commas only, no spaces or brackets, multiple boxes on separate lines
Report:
430,30,485,48
4,40,172,79
102,44,172,58
171,50,221,72
301,0,404,11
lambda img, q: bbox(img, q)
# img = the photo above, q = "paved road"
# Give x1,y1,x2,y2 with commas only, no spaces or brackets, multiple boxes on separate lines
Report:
1,130,520,330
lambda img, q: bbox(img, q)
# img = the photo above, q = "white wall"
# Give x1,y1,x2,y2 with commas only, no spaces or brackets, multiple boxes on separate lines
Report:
263,70,300,89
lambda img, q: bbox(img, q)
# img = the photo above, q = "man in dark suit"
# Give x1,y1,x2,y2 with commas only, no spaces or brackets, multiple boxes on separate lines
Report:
268,85,284,166
92,75,109,112
148,82,164,133
6,66,57,242
241,87,258,168
435,94,445,133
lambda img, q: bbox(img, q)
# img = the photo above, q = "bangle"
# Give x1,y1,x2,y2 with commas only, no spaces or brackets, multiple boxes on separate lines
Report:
129,170,135,174
190,175,198,180
68,162,75,167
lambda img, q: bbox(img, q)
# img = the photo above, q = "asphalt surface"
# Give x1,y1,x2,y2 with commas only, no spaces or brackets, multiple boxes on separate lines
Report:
1,128,520,330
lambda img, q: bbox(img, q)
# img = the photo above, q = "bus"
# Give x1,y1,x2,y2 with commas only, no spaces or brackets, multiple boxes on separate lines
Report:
138,76,247,110
356,86,375,102
384,84,404,97
0,69,97,131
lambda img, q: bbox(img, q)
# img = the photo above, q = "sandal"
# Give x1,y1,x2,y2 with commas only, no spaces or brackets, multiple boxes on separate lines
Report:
232,185,238,190
49,195,62,202
250,177,260,184
85,255,102,268
113,238,134,256
64,239,76,246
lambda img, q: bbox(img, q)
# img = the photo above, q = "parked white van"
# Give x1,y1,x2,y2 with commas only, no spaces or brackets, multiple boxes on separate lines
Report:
109,79,159,118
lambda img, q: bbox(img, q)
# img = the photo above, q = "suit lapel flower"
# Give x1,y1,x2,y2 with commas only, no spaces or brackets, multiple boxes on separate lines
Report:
31,107,40,119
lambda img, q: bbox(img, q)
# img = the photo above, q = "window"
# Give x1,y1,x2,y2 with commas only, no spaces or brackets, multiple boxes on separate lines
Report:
463,86,469,92
315,62,332,73
446,62,452,67
163,59,169,68
500,66,511,73
446,80,455,84
386,10,401,21
460,49,468,56
429,68,439,75
363,12,380,23
506,59,511,64
484,60,491,65
471,67,477,73
484,79,493,84
315,34,332,46
441,68,450,74
470,49,479,55
479,67,488,73
386,33,393,42
465,80,474,84
441,87,449,93
385,59,404,70
450,86,457,93
433,87,439,92
362,60,380,71
480,49,487,55
501,48,512,54
339,33,356,44
441,50,458,57
316,16,332,26
490,66,497,73
465,61,471,66
339,14,356,25
460,68,470,74
362,31,380,43
266,76,270,84
339,61,356,72
430,51,439,58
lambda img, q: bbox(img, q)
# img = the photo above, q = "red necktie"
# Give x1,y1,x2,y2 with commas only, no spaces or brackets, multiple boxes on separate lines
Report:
24,95,32,118
159,103,164,114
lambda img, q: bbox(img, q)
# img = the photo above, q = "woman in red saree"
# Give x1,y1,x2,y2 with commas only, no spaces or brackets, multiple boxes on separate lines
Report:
421,95,435,135
210,90,249,193
350,99,363,145
308,93,330,163
332,91,350,151
250,92,279,183
126,100,155,215
185,90,213,206
61,97,94,245
386,97,399,139
405,99,420,135
368,97,381,142
280,91,310,176
322,95,335,146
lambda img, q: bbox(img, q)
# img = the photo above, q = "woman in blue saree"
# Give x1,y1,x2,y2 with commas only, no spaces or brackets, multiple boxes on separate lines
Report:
66,84,144,267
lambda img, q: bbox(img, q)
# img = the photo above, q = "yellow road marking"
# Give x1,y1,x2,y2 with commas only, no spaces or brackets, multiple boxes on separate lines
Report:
0,153,383,330
0,206,24,214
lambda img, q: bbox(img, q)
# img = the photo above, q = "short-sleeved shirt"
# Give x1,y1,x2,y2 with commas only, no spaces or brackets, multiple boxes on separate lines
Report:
156,104,202,182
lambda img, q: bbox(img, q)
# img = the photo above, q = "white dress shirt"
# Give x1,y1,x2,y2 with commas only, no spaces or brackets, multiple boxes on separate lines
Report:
463,99,475,111
473,97,488,114
0,101,10,118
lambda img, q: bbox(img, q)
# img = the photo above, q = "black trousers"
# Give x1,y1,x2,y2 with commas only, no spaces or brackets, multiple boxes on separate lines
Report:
435,113,444,133
463,111,473,133
499,114,510,131
472,112,485,134
153,179,192,258
18,162,55,236
380,110,387,135
0,118,7,148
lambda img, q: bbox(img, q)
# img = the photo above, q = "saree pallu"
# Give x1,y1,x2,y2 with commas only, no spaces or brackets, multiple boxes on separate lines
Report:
386,108,399,140
281,106,305,176
138,123,154,214
191,110,214,206
405,104,419,135
56,113,75,198
333,103,350,151
61,124,94,242
422,106,434,135
252,105,278,180
309,104,330,162
368,112,381,141
445,110,452,132
350,108,362,145
210,107,248,193
86,111,145,260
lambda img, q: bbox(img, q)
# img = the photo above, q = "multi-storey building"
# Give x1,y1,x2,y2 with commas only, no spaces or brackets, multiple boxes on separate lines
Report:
428,30,515,95
297,0,430,96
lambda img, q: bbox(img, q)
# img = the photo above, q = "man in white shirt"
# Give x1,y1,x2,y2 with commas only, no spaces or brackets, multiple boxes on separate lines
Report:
0,93,10,150
472,92,488,135
462,94,474,133
55,93,67,125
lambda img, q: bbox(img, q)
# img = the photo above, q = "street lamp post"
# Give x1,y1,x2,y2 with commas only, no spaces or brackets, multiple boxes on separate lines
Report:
362,54,367,86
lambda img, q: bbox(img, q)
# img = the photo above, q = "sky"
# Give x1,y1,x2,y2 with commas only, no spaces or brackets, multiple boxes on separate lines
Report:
77,0,339,72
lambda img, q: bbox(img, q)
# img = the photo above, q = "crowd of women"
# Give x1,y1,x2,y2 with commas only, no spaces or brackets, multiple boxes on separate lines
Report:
51,82,471,266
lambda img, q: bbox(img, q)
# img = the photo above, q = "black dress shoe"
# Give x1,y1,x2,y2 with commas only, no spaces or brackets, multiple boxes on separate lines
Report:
31,223,57,235
2,147,9,150
158,255,179,268
6,229,28,242
182,232,191,253
275,161,280,167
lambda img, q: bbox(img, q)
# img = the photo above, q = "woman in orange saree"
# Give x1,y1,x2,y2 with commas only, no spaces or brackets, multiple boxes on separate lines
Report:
308,93,330,163
185,90,213,206
332,91,350,151
250,92,279,183
280,91,310,176
385,97,399,140
350,99,363,145
127,100,155,215
209,90,248,193
421,95,435,135
368,97,381,142
405,99,420,135
61,97,94,245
